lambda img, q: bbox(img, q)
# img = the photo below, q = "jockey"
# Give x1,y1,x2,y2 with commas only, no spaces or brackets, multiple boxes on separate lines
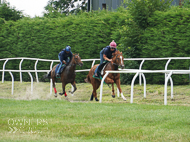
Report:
93,40,117,79
56,45,73,78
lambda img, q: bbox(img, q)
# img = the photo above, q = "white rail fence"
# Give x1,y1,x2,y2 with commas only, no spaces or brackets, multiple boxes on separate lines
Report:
1,57,190,105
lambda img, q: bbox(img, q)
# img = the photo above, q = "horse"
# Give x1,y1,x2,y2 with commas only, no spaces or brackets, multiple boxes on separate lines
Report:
44,53,83,97
84,50,127,101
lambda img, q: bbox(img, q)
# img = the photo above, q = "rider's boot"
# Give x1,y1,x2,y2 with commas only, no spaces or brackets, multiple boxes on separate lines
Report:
56,73,60,78
93,72,100,79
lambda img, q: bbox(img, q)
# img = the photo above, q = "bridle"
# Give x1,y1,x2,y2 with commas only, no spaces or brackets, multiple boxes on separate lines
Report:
73,54,83,66
112,54,123,66
68,54,81,66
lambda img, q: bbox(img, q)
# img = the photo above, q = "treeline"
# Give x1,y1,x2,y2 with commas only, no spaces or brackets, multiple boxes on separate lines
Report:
0,8,128,83
1,1,190,84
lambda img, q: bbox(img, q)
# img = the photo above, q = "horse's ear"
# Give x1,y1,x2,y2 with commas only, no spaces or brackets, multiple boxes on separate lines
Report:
78,53,79,55
121,52,122,54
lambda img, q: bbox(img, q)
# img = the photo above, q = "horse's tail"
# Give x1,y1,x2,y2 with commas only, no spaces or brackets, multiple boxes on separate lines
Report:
43,71,51,79
84,74,91,83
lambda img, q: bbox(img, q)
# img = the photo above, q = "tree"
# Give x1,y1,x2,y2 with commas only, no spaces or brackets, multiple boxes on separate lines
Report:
125,0,172,29
0,1,24,21
44,0,87,17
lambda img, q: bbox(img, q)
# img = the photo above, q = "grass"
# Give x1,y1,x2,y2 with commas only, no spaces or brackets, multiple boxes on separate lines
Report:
0,81,190,141
1,81,190,106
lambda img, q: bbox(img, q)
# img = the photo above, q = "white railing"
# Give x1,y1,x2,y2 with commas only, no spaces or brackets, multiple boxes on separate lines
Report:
99,69,190,105
0,57,100,83
0,57,100,95
1,57,190,105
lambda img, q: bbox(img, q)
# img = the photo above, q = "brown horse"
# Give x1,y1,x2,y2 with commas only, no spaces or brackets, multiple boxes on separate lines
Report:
84,50,126,101
44,53,83,97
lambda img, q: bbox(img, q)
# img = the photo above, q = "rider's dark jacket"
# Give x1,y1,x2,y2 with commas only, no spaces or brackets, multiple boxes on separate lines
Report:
58,49,73,64
103,46,117,59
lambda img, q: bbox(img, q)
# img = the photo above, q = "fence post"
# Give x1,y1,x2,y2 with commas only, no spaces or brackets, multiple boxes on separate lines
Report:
19,59,24,83
164,71,173,105
130,72,139,103
35,59,39,83
139,60,145,86
99,72,109,103
2,59,8,83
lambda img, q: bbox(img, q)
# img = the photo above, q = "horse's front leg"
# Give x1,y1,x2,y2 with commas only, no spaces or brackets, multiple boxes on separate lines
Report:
69,81,77,95
104,77,114,84
115,79,126,101
59,83,67,97
111,83,115,98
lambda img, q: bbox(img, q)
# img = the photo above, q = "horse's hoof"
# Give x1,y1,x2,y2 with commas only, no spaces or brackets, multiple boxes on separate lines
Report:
59,93,63,96
54,93,57,97
95,98,99,101
112,95,115,98
122,97,127,101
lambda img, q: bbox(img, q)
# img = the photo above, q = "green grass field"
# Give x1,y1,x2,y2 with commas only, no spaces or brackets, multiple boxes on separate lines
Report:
0,81,190,141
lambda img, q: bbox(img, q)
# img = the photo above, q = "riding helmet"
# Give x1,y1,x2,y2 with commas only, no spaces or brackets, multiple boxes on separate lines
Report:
65,45,71,52
109,40,117,48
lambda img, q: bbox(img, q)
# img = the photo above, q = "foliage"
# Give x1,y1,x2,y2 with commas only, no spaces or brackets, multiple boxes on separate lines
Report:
141,7,190,84
1,3,190,85
124,0,173,29
0,10,129,83
44,0,87,17
111,0,173,84
0,1,24,21
182,0,190,8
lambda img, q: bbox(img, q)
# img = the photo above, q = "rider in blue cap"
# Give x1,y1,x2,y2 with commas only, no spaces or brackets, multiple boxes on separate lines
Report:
56,45,73,78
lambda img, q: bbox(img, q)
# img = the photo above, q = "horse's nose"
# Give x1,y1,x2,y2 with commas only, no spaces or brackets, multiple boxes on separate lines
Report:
121,65,124,69
80,63,83,67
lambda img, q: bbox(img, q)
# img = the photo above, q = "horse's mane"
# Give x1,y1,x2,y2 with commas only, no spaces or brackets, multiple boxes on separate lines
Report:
69,53,79,65
112,50,122,57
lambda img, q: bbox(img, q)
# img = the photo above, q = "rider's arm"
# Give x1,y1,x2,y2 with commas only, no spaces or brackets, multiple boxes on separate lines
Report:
65,52,73,65
62,60,66,64
103,54,112,62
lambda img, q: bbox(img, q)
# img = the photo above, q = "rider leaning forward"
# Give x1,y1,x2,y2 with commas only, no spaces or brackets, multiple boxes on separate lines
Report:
93,40,117,78
56,45,73,78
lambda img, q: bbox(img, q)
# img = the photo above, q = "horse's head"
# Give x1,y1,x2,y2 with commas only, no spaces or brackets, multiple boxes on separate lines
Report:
112,50,125,69
73,53,83,67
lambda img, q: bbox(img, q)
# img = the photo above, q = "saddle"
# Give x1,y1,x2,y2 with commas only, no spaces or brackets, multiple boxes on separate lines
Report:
98,61,109,76
55,63,66,74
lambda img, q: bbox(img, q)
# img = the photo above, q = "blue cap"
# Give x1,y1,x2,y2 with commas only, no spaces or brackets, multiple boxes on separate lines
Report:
65,45,71,52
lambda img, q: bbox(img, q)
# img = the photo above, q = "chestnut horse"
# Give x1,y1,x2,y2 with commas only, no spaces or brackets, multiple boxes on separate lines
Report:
84,50,126,101
44,53,83,97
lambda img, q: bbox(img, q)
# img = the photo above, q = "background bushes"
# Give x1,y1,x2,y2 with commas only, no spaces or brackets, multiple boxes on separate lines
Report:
0,9,129,82
1,3,190,85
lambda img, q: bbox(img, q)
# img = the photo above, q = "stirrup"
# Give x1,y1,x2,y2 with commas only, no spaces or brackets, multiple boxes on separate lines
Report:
93,74,100,79
56,74,60,78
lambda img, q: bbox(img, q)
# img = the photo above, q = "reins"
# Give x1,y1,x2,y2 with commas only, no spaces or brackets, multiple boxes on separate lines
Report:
68,54,79,66
112,54,123,66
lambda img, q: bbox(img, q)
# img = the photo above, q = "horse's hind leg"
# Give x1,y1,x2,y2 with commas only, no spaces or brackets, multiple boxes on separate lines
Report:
91,80,100,101
112,83,115,98
52,78,57,97
69,81,77,95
